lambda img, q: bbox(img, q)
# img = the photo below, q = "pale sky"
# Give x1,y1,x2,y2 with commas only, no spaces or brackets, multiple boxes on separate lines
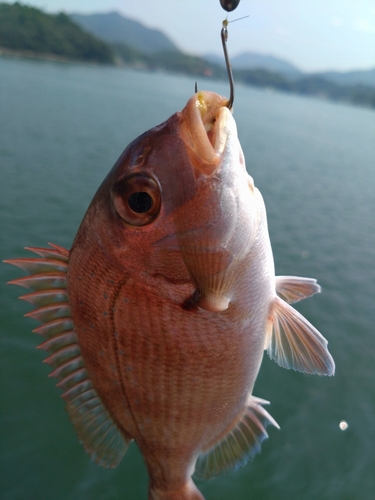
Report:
22,0,375,72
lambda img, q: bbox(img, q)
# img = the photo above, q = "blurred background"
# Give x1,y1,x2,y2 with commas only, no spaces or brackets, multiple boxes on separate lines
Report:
1,1,374,499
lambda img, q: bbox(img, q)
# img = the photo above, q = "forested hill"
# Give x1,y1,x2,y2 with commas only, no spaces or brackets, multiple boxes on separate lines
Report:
0,2,113,63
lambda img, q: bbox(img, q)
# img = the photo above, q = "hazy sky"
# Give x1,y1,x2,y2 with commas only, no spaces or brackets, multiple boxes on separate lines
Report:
22,0,375,72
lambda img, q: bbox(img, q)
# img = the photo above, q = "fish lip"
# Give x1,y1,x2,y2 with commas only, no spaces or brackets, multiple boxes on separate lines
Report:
179,91,232,175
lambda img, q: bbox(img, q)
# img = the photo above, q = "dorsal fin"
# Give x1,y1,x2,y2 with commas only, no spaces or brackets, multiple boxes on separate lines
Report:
5,244,130,468
265,296,335,375
275,276,321,304
20,289,68,307
194,397,279,479
25,244,69,261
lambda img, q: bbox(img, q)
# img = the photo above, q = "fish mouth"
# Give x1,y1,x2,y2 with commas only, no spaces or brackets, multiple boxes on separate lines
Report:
179,91,232,175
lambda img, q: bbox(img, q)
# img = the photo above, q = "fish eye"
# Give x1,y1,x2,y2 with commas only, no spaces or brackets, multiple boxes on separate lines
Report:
128,192,153,213
113,174,161,226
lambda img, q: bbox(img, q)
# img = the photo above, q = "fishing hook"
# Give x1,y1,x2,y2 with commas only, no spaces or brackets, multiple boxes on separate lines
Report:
221,19,234,110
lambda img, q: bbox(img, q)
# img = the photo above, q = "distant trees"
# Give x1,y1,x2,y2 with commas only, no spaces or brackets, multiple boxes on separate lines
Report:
0,2,113,63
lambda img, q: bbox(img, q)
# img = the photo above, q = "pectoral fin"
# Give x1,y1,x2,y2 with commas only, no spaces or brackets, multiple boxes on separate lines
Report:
275,275,321,303
265,296,335,376
194,397,279,479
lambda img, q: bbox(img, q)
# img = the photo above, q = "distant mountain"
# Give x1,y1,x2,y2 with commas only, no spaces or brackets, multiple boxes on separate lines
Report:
70,12,181,55
203,53,226,66
313,68,375,88
206,52,375,89
205,51,303,78
0,3,113,63
236,69,375,109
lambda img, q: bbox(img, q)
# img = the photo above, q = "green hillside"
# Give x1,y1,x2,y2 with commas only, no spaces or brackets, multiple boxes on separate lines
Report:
71,12,180,55
0,2,113,63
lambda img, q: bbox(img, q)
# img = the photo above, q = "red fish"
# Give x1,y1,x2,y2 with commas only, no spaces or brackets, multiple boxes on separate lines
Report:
6,91,334,500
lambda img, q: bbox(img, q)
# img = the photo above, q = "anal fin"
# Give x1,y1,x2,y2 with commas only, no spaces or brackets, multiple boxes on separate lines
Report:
266,296,335,375
194,397,279,479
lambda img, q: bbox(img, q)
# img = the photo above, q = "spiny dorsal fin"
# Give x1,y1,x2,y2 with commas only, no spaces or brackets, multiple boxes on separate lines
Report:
7,273,68,291
275,276,321,304
25,244,69,261
266,296,335,375
5,244,130,468
195,397,279,479
5,257,68,274
20,289,68,307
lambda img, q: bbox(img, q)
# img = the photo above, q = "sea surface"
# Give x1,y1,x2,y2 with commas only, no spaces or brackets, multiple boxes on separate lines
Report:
1,56,374,500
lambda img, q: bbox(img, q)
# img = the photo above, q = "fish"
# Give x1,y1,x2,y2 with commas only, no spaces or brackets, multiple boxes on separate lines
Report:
5,90,335,500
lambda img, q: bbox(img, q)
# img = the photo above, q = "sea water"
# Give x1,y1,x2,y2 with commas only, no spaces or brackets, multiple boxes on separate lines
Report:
1,56,374,500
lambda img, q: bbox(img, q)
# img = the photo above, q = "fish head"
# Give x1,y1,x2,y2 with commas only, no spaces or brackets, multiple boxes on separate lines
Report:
73,91,261,311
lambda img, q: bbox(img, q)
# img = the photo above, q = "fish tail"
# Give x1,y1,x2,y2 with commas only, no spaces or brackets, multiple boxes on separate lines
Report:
149,480,205,500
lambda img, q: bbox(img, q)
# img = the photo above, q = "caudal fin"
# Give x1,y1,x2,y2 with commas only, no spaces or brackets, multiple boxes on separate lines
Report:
149,480,204,500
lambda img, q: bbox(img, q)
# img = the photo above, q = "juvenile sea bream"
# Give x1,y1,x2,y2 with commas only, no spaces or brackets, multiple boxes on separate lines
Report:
6,91,335,500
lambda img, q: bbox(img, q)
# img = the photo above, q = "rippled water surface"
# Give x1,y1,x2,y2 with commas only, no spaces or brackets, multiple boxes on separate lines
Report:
1,57,374,500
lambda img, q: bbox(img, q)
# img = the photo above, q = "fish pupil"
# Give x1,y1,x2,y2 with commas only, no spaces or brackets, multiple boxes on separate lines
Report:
128,192,153,213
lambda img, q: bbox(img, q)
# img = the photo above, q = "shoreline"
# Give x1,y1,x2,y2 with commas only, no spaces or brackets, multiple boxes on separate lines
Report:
0,46,114,66
1,47,373,111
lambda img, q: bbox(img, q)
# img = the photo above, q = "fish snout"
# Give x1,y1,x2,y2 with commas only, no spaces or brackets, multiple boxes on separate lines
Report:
179,91,234,176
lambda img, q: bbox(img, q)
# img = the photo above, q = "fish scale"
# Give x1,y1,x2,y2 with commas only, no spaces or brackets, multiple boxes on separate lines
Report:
112,278,260,457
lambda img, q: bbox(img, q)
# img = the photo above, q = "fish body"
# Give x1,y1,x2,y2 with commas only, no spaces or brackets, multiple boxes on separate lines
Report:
6,91,334,500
